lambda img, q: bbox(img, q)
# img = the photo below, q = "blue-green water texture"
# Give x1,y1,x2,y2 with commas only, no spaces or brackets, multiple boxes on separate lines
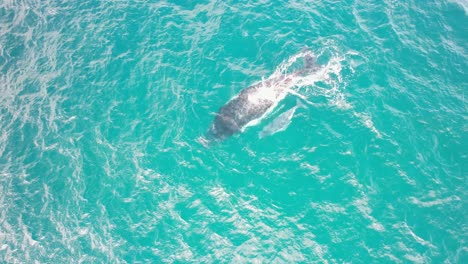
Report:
1,0,467,262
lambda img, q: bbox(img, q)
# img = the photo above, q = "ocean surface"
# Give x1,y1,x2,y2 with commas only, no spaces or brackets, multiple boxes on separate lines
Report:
1,0,467,263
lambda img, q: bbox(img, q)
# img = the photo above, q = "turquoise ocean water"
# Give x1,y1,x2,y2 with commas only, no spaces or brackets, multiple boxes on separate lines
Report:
1,0,467,262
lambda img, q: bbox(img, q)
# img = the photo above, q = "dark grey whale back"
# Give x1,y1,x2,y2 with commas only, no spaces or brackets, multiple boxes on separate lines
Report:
206,84,275,142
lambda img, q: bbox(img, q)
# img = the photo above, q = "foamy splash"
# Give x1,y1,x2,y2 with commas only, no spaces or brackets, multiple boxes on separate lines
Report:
258,49,382,138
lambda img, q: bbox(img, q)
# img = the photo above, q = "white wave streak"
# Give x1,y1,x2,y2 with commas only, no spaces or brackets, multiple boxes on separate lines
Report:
447,0,468,15
0,1,115,263
203,184,329,262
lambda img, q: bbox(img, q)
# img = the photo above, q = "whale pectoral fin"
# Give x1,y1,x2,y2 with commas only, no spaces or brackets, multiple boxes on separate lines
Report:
295,98,305,109
287,89,316,107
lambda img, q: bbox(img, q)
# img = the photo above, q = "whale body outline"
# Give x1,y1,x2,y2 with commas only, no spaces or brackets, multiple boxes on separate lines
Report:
205,51,318,143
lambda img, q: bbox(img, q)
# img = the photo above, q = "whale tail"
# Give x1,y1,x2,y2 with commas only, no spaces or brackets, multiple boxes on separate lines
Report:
301,47,319,73
305,55,317,70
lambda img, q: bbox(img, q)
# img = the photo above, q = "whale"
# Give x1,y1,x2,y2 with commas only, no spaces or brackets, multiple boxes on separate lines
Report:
205,52,318,143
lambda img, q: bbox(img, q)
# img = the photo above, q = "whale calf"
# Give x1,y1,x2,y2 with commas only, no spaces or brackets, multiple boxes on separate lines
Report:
205,52,318,143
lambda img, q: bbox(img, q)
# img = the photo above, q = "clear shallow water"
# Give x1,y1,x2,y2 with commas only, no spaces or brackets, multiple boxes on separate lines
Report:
0,0,467,262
